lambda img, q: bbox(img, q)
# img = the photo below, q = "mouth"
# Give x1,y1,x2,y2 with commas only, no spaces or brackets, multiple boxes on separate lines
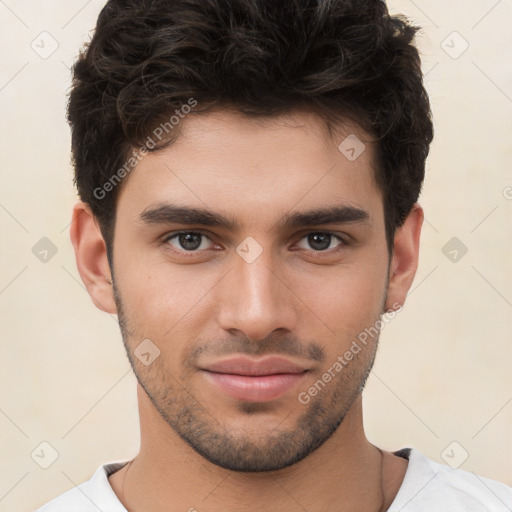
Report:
199,356,309,402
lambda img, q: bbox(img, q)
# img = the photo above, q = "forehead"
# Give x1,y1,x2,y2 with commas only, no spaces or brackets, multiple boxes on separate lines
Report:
116,109,382,225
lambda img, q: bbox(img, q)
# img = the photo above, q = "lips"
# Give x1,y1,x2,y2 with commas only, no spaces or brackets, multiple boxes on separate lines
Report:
200,356,309,402
202,356,309,376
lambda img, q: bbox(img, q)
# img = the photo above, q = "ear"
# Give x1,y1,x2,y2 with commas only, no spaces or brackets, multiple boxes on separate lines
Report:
385,203,423,312
69,201,117,314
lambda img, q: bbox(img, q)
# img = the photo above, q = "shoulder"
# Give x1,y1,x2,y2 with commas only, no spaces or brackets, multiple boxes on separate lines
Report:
35,461,129,512
389,448,512,511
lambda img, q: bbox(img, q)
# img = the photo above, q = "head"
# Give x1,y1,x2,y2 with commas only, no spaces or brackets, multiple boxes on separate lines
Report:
69,0,433,472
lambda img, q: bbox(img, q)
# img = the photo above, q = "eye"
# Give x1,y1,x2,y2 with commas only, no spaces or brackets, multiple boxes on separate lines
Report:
161,230,348,256
163,231,216,252
295,232,346,252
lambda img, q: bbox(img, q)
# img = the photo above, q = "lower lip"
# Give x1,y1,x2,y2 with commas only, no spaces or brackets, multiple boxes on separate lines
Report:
201,371,307,402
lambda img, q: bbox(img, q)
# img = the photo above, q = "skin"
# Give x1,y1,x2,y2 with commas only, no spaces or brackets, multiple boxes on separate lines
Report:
70,108,422,512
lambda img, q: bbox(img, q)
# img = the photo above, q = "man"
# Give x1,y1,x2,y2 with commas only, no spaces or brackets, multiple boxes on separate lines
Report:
37,0,512,510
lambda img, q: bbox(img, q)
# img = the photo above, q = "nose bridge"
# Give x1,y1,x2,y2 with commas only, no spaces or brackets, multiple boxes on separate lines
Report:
217,238,296,340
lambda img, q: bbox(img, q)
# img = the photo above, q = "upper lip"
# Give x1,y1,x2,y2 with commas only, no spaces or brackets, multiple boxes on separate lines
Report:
201,356,309,376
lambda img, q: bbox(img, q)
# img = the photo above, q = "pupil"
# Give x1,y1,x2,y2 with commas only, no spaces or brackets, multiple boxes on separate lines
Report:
309,233,330,251
180,233,201,250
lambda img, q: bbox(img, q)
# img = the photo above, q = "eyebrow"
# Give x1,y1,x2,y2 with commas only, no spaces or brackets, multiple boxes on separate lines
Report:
138,202,370,231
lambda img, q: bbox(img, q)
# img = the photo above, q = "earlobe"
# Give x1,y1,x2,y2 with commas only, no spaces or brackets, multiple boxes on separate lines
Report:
69,202,117,314
385,204,424,312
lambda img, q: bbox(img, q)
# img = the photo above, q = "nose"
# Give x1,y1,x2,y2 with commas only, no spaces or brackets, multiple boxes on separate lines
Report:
217,242,298,342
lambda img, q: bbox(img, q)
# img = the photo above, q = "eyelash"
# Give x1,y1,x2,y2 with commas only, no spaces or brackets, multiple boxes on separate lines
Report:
161,230,349,256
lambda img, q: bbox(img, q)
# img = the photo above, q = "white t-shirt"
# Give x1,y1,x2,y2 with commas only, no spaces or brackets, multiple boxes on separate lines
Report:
35,447,512,511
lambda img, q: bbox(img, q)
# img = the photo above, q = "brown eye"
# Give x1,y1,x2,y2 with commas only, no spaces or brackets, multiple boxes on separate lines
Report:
164,232,215,252
295,232,346,252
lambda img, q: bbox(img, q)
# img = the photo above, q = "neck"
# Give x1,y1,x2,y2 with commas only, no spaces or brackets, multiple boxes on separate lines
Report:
110,386,405,512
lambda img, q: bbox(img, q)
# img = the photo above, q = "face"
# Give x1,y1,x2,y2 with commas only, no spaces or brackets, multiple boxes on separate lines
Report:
107,109,394,472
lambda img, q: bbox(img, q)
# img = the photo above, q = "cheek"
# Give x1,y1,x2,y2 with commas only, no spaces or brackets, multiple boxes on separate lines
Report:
115,256,215,340
289,259,387,344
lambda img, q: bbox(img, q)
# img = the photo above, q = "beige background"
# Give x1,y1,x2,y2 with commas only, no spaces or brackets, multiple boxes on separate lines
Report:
1,1,511,510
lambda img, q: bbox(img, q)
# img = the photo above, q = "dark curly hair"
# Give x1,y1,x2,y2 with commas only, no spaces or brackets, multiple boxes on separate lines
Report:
67,0,434,267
